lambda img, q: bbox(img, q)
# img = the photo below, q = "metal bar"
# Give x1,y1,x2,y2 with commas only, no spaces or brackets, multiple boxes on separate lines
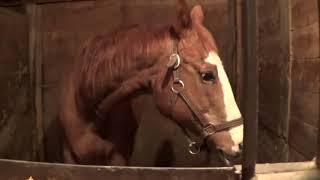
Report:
241,0,258,179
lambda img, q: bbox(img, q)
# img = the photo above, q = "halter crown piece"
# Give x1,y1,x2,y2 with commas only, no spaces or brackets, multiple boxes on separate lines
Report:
167,40,243,155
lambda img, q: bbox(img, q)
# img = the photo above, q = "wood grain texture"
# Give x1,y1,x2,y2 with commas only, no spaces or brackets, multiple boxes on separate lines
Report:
290,60,319,127
257,127,288,163
292,22,320,59
256,0,293,164
289,0,319,161
0,159,238,180
292,0,319,29
289,118,318,159
0,8,36,160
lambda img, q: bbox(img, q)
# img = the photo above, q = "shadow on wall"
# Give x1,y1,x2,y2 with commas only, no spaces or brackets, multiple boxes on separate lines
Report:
155,140,175,167
44,116,64,163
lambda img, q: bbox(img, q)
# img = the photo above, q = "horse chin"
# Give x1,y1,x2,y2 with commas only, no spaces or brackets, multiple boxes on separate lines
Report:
206,135,242,166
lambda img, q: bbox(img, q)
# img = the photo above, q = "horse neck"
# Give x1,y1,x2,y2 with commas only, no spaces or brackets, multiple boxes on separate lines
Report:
96,37,172,116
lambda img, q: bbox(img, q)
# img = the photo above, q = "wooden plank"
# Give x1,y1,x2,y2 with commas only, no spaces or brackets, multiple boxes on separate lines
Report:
318,87,320,168
318,0,320,169
258,13,281,40
235,161,320,179
0,0,93,5
0,1,21,7
258,62,288,134
290,60,319,131
226,0,237,91
34,4,45,162
289,147,308,162
26,2,45,162
257,0,292,164
289,118,318,159
257,36,284,63
277,1,292,161
290,57,319,161
291,60,320,93
235,0,244,110
257,0,279,23
235,160,317,174
292,22,320,59
291,0,319,29
0,7,35,161
0,159,238,180
256,169,320,180
26,3,37,161
257,127,288,163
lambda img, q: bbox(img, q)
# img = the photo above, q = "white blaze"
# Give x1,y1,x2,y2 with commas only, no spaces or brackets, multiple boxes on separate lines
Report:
205,52,243,149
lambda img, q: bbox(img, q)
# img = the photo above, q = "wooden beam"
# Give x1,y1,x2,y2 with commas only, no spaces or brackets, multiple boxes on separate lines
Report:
256,169,320,180
0,0,22,7
236,161,320,179
279,0,292,162
0,159,239,180
26,3,44,161
236,161,317,174
317,0,320,169
0,0,93,6
227,0,237,92
241,0,258,179
235,0,244,110
26,3,37,161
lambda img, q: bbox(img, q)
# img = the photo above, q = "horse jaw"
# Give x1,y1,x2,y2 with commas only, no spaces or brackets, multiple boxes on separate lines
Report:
204,51,243,154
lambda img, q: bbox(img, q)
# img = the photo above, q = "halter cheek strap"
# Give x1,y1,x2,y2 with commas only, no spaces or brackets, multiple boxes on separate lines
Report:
168,40,243,154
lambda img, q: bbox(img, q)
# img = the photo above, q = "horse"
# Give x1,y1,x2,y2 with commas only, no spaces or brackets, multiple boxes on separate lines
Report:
59,0,244,166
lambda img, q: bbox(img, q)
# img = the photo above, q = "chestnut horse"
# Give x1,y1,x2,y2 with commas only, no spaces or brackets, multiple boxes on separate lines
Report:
59,0,243,166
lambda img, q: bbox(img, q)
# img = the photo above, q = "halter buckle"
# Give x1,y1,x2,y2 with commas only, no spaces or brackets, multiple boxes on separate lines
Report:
203,124,217,137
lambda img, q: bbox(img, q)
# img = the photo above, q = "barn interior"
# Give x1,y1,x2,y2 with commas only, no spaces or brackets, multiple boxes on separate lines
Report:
0,0,319,169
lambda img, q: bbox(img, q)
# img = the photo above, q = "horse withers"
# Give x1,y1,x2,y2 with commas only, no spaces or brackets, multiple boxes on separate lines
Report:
59,0,243,166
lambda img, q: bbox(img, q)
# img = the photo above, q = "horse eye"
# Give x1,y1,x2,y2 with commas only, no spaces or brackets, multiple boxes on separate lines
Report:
201,72,216,83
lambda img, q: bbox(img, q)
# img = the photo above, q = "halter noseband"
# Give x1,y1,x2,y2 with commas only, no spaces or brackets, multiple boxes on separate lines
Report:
167,40,243,155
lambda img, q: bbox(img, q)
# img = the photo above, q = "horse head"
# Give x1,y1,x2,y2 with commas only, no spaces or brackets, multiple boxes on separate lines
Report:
152,1,244,159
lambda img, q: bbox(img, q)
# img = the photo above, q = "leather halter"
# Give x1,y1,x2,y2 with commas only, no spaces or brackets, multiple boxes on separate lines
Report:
167,40,243,154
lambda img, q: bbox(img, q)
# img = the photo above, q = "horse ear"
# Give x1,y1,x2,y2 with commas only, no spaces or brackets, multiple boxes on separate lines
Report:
171,0,191,37
190,5,204,25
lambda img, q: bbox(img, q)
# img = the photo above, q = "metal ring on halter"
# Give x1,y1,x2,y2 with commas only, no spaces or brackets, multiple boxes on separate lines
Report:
188,141,201,154
170,53,180,69
171,79,184,94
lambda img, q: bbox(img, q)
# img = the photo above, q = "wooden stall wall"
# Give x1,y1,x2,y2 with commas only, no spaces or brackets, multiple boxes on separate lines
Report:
289,0,320,161
0,8,37,160
26,0,240,166
256,0,319,163
256,0,291,163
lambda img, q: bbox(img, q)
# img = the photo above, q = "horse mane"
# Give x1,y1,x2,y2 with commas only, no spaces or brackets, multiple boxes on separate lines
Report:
72,24,174,116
